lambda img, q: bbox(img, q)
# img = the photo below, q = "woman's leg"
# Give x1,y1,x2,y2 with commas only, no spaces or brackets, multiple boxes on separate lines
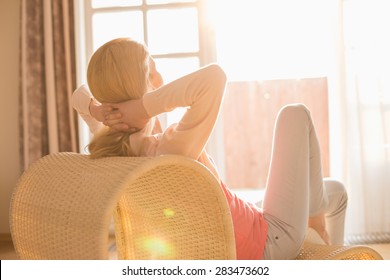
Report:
258,179,348,246
322,178,348,245
261,104,328,259
308,179,348,245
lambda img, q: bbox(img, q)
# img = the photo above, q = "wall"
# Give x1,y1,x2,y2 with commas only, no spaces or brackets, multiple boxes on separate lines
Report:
0,0,21,235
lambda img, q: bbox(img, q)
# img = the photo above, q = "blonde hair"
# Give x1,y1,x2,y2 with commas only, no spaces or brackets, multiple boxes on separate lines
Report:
86,38,150,159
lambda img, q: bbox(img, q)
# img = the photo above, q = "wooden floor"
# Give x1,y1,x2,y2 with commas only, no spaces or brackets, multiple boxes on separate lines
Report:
1,239,389,260
0,240,16,260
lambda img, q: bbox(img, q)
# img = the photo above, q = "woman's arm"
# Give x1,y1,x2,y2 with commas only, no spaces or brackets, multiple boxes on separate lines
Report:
72,85,126,134
108,64,227,160
147,64,227,160
72,85,104,134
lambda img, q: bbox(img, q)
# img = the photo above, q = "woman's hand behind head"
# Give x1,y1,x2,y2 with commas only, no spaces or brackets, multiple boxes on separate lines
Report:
89,99,114,122
103,98,150,132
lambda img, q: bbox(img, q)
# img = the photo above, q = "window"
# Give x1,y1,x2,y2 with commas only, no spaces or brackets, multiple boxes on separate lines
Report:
209,0,334,189
74,0,333,193
208,0,335,81
74,0,215,151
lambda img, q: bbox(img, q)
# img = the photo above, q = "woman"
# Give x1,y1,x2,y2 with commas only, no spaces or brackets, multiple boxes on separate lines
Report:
72,37,347,260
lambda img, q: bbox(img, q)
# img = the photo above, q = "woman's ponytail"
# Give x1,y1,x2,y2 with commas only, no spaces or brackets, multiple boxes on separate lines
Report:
87,127,134,159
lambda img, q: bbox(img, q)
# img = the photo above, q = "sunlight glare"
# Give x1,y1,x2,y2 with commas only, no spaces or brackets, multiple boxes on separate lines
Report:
206,0,334,81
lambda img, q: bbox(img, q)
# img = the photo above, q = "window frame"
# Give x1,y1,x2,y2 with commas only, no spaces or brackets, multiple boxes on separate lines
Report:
77,0,215,70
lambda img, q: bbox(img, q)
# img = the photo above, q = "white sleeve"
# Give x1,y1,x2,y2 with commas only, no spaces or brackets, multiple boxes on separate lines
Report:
142,64,227,160
72,85,104,135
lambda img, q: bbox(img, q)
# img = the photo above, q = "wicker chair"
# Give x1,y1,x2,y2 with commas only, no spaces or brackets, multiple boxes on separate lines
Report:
9,152,383,260
298,228,383,260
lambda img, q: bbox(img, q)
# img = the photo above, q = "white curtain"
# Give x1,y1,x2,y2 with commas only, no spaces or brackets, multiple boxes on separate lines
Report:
335,0,390,242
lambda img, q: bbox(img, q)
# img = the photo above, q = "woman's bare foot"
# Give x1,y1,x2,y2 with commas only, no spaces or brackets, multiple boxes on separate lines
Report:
308,214,330,245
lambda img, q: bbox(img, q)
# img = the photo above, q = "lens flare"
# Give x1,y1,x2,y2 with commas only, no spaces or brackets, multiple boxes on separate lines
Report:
163,208,175,218
140,236,175,259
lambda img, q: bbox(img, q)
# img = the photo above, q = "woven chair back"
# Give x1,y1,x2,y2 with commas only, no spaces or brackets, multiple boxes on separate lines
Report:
10,153,236,260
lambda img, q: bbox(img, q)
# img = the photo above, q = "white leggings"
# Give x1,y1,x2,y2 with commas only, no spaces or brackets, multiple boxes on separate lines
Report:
261,104,348,260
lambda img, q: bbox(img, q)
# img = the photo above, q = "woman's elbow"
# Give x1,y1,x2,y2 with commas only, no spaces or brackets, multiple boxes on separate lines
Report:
205,63,227,85
202,64,227,99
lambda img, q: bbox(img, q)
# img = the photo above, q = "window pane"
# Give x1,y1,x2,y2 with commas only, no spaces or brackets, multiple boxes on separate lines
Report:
147,8,199,54
154,57,199,84
147,0,195,4
92,11,144,50
92,0,142,8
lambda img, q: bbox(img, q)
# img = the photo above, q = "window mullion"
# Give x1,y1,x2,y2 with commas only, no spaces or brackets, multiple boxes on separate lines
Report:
197,0,216,65
142,5,148,45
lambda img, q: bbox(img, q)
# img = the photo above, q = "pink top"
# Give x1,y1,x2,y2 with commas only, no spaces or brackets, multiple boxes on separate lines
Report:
72,64,268,259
